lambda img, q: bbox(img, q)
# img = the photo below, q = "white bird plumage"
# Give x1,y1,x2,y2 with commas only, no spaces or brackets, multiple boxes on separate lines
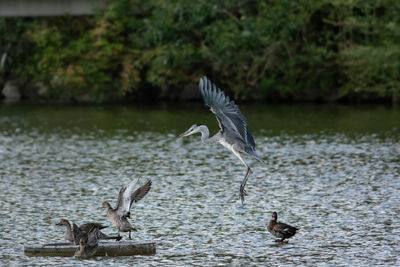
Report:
118,178,140,218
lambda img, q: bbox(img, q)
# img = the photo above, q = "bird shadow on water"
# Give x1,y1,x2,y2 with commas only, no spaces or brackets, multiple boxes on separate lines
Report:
268,240,291,247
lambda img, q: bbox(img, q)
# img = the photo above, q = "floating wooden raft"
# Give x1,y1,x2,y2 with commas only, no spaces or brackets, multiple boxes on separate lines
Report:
24,241,156,257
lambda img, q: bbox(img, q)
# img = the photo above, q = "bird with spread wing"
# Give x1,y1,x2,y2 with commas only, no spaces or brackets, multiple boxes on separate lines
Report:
102,179,151,239
178,77,264,204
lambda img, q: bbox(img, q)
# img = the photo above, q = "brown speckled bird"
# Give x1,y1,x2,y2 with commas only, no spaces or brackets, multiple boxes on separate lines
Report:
74,226,99,258
102,179,151,239
56,219,121,244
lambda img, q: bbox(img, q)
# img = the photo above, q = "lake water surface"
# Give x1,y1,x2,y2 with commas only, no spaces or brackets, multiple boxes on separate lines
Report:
0,103,399,266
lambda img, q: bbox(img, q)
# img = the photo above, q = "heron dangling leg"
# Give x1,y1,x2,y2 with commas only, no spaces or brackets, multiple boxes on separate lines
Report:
231,148,252,204
129,230,132,239
239,166,252,204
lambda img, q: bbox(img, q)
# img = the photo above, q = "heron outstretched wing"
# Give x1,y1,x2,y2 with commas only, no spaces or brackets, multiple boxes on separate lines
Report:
199,77,255,149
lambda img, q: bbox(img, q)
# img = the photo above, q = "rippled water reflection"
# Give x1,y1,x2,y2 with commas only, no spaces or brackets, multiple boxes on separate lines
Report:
0,104,399,266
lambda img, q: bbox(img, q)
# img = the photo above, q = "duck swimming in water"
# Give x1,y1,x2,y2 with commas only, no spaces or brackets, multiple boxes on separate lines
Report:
102,179,151,239
267,212,298,242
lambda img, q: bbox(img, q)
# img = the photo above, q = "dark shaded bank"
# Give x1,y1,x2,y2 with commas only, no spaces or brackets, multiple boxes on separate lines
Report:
1,0,400,104
1,84,398,105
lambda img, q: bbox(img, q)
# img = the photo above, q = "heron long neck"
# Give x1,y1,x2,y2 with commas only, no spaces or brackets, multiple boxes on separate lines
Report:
198,125,219,144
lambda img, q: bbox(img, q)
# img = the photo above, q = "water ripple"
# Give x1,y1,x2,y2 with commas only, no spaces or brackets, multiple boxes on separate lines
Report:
1,114,400,266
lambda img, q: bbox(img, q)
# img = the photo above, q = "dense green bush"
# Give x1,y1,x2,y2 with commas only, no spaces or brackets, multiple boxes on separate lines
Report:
1,0,399,102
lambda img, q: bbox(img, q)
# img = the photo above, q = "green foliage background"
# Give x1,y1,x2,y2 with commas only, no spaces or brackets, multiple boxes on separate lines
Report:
1,0,400,102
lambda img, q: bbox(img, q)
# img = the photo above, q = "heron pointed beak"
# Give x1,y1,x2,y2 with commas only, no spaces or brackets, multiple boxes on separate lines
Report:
177,130,191,139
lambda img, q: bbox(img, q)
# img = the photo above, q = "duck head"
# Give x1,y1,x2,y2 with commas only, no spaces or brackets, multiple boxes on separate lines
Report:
271,212,278,221
56,218,70,227
102,201,112,209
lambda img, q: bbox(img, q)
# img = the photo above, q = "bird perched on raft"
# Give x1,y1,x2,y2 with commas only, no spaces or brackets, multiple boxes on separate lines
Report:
56,219,121,244
74,226,99,258
267,212,298,242
102,179,152,239
178,76,264,204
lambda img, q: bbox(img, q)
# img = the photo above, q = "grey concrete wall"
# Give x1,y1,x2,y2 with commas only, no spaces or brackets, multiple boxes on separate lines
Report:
0,0,105,17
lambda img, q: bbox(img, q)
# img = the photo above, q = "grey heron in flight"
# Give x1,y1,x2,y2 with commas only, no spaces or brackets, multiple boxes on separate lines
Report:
178,77,263,204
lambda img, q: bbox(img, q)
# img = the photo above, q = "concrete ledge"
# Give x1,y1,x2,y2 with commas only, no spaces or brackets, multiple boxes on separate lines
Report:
0,0,105,17
24,241,156,257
